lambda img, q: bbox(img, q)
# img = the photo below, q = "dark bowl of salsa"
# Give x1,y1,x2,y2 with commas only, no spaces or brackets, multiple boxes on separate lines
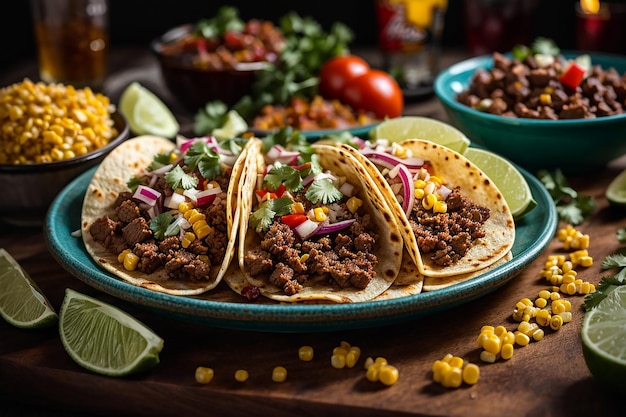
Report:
150,10,285,112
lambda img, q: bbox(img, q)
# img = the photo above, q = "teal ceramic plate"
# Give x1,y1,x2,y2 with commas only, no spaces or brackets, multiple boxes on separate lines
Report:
45,164,556,333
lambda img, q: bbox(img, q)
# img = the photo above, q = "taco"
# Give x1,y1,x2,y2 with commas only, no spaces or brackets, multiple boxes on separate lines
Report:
81,134,254,295
237,135,404,303
337,139,515,280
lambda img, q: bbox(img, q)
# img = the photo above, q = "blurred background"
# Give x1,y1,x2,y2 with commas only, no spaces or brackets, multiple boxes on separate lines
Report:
3,0,625,73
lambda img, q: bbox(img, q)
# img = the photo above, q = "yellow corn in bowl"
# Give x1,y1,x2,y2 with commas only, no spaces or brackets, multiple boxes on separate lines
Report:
0,78,130,226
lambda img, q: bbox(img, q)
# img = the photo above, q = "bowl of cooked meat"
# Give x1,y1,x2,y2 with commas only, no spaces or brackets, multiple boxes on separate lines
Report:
150,6,285,112
0,78,130,226
434,49,626,173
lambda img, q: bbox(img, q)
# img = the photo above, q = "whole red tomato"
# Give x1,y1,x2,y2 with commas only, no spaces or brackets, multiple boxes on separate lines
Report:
318,55,370,100
342,70,404,119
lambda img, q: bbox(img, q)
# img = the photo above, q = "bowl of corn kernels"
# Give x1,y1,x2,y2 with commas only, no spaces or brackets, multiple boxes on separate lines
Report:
0,78,130,226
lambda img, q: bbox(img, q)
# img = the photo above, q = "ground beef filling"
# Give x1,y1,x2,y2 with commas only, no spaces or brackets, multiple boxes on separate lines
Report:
409,187,490,267
88,172,231,282
244,207,378,296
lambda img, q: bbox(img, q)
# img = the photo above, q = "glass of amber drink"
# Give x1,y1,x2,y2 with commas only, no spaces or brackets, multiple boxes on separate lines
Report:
30,0,109,90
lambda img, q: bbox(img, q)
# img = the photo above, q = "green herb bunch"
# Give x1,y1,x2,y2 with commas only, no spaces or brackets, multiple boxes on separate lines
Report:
193,8,354,136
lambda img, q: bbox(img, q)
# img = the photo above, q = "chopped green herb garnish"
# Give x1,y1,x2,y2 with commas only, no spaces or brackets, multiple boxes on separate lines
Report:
617,227,626,243
194,6,244,39
150,212,175,240
538,169,595,225
184,141,222,180
147,152,174,171
264,163,303,192
305,178,342,205
165,165,199,190
249,197,293,231
583,233,626,311
127,177,141,192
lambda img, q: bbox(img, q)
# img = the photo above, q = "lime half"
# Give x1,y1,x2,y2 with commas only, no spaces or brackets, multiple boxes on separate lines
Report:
59,288,164,377
581,285,626,392
119,82,179,138
463,147,537,221
370,116,471,154
606,168,626,208
0,248,58,329
212,110,248,140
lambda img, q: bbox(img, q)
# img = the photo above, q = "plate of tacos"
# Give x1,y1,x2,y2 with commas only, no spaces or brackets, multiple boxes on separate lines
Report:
45,130,557,332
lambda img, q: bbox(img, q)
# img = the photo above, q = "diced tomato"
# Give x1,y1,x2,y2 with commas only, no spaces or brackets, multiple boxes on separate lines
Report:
275,183,286,197
280,213,308,228
559,62,586,89
255,189,277,201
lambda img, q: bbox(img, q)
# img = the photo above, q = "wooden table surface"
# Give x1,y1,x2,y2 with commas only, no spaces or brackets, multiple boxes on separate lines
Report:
1,48,626,417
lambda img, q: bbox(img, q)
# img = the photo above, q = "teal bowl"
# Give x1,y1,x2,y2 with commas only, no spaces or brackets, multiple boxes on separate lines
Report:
434,52,626,174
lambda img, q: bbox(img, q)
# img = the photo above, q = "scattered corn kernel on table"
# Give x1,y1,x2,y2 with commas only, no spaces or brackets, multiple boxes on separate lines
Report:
1,48,625,417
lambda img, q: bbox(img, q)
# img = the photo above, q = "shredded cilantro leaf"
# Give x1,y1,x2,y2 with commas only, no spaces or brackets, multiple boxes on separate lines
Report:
150,212,174,240
261,127,315,164
148,152,173,171
249,197,293,231
264,163,303,192
165,165,199,190
538,169,595,225
184,141,222,180
127,177,141,192
617,227,626,243
305,178,342,204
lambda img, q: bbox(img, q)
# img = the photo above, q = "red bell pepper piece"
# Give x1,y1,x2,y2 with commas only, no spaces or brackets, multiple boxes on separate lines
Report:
559,62,586,89
280,213,307,228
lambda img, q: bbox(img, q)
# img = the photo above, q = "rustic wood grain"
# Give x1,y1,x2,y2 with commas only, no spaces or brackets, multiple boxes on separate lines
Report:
1,48,625,417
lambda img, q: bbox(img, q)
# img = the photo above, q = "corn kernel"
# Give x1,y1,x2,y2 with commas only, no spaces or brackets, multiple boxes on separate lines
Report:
515,332,530,347
378,365,399,386
292,202,305,214
195,367,214,384
433,200,447,213
532,328,545,341
500,343,514,360
298,346,314,361
314,207,327,222
449,356,464,369
234,369,249,382
122,252,139,271
480,350,497,364
272,366,287,382
462,363,480,385
331,354,346,369
365,364,379,382
550,314,564,331
442,366,463,388
422,193,436,210
346,347,361,368
346,197,362,214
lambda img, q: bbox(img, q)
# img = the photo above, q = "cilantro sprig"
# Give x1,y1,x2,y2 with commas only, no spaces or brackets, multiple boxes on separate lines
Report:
538,169,595,225
165,165,198,190
305,178,342,205
583,229,626,311
249,197,293,232
265,163,303,192
184,141,222,180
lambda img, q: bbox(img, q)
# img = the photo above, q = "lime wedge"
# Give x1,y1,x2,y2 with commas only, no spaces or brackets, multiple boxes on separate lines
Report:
212,109,248,140
0,248,58,329
606,168,626,208
59,288,164,377
370,116,471,154
463,147,537,221
119,82,180,138
581,285,626,393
